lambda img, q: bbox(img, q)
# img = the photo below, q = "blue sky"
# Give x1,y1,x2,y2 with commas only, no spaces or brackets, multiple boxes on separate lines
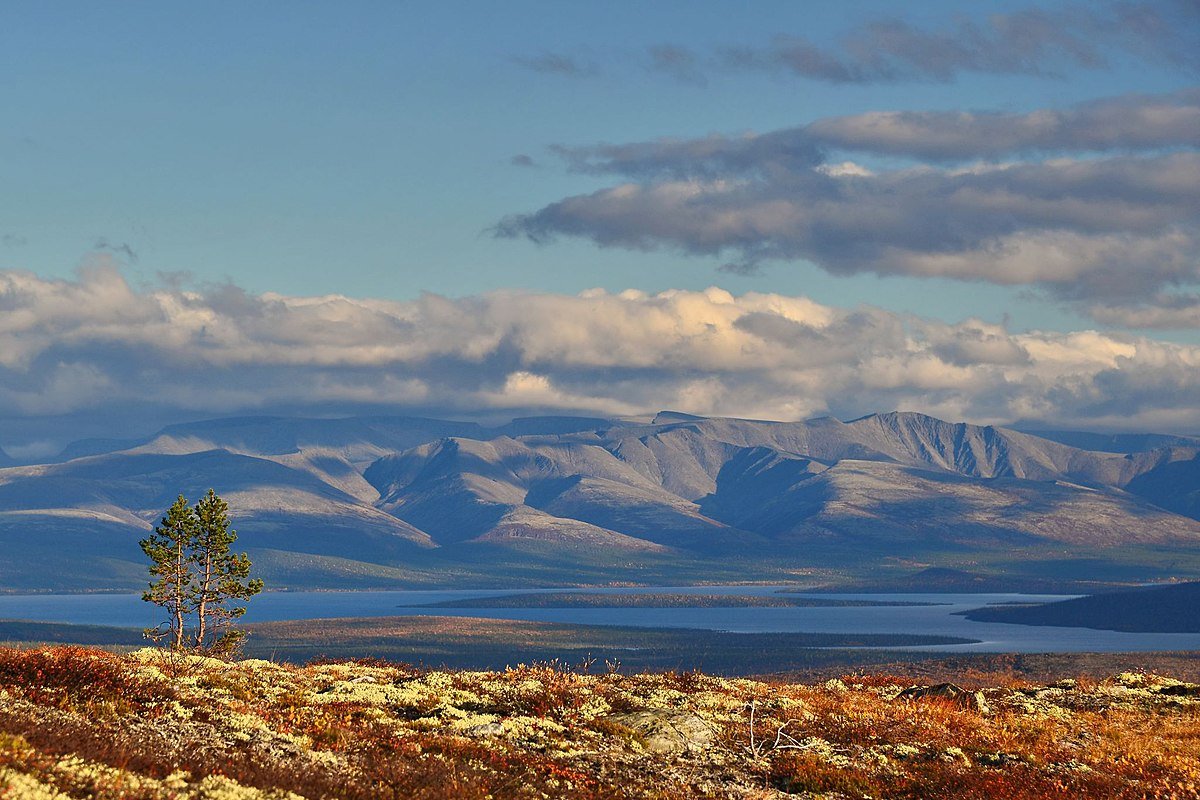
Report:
3,1,1194,329
2,1,1199,451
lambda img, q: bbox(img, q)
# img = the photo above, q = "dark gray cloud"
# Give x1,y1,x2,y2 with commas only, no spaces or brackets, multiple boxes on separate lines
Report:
700,2,1200,84
647,44,707,86
549,128,824,180
806,89,1200,161
1089,294,1200,328
552,89,1200,171
719,12,1098,83
3,271,1200,452
511,52,598,77
93,238,139,264
513,5,1197,87
497,152,1200,302
498,87,1200,313
510,154,537,168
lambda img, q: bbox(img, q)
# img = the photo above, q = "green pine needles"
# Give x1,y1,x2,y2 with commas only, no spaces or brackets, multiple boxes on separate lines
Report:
140,489,264,654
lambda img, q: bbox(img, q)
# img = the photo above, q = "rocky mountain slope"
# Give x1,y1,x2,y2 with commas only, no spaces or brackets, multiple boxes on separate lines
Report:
2,411,1200,589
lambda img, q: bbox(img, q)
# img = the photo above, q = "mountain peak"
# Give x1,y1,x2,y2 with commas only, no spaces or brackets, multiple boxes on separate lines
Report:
653,410,706,424
863,410,955,426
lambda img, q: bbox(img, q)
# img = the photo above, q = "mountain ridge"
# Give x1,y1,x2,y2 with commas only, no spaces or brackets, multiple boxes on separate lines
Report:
3,410,1200,590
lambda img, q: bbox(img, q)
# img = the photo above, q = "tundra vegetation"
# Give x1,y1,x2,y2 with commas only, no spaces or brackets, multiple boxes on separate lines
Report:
0,645,1198,799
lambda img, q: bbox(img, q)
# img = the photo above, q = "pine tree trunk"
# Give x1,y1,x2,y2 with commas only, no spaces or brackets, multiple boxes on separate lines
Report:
195,553,213,649
173,537,186,649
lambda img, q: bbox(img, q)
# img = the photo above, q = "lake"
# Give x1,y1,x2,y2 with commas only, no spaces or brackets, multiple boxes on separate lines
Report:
3,585,1199,653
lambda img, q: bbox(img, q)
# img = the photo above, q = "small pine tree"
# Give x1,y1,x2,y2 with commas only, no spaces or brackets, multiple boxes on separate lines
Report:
140,494,199,650
139,490,263,653
191,489,264,652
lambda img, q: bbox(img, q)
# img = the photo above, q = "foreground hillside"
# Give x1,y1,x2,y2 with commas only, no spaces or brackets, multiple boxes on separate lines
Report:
2,647,1199,799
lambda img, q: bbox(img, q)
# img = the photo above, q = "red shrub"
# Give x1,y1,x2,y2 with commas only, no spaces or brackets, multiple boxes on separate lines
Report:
0,646,172,709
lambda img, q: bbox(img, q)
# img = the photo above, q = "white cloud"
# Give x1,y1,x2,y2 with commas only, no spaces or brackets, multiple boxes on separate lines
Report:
816,161,874,177
3,269,1200,447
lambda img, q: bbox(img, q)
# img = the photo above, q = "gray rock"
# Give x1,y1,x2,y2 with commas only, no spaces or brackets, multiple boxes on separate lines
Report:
605,710,714,755
896,683,989,713
465,722,506,737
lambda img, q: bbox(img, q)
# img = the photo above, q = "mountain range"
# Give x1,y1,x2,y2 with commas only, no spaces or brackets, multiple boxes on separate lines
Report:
2,410,1199,591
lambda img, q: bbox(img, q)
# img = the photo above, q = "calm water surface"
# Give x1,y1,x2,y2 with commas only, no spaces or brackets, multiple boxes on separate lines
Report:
2,586,1198,654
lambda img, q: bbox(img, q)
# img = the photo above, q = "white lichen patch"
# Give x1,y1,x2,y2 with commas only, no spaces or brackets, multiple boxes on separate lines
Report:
445,711,502,732
941,746,971,764
191,774,306,800
886,742,923,760
216,709,272,741
773,735,852,768
0,769,72,800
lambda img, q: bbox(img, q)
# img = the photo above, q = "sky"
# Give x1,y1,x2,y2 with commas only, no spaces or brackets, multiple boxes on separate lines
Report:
2,1,1199,457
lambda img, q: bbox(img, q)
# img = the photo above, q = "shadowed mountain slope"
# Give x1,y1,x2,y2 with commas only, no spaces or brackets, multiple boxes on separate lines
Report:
1125,452,1200,521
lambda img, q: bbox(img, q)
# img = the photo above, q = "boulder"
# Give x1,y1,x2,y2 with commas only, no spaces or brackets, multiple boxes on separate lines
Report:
896,683,989,713
605,710,714,755
465,722,506,737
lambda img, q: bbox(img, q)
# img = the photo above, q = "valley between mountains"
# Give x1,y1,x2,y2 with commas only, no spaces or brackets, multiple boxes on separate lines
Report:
2,410,1199,591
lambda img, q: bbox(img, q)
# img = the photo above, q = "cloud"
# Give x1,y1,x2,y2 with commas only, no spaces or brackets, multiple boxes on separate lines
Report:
93,238,139,263
805,89,1200,161
511,53,599,77
510,154,537,168
693,2,1200,84
497,153,1200,303
498,88,1200,313
647,44,707,86
1088,295,1200,329
552,89,1200,171
514,4,1197,88
3,269,1200,451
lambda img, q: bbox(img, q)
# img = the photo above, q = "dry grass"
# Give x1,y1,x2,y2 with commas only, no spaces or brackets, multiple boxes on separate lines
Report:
0,645,1198,798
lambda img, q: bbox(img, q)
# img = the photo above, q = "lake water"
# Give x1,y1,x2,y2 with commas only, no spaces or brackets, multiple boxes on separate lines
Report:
3,585,1199,654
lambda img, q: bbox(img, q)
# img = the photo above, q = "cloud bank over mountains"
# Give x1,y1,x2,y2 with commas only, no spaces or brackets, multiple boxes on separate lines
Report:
2,266,1199,452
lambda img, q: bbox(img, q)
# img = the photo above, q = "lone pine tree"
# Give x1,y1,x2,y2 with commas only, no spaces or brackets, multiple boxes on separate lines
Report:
140,490,264,652
139,494,197,650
